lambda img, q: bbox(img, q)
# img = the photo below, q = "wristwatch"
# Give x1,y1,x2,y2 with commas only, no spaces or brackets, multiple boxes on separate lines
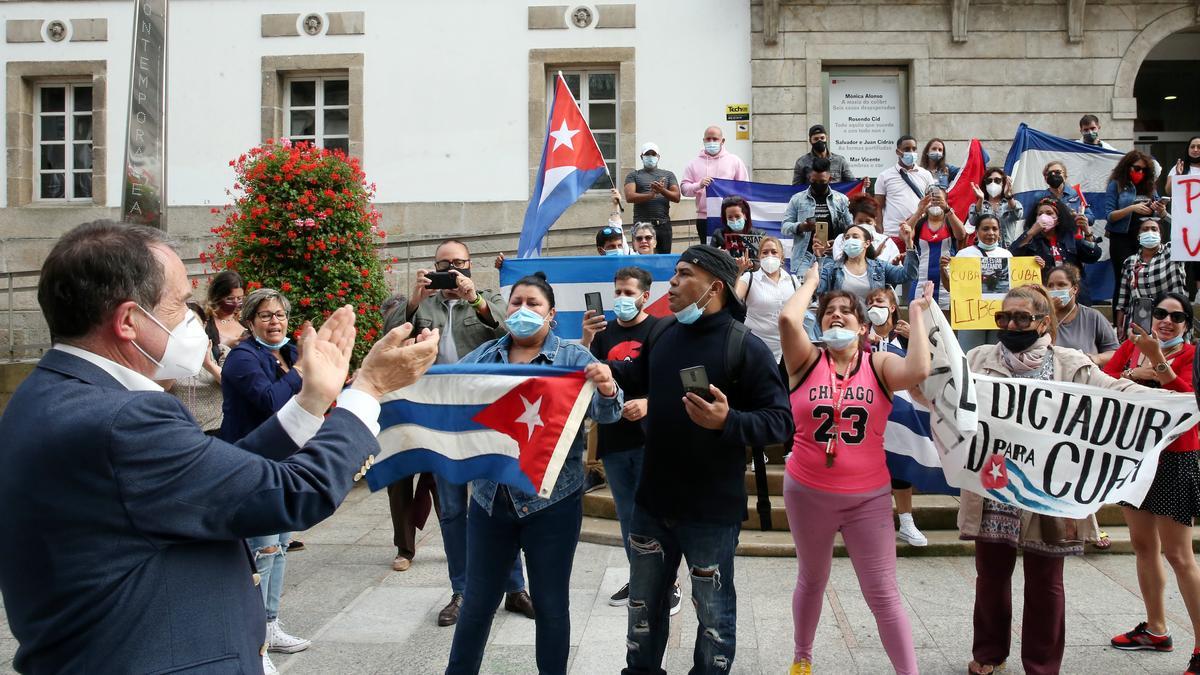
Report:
1154,361,1171,374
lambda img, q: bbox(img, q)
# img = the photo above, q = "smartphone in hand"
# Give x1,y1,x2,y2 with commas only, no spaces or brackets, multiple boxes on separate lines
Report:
815,221,830,246
426,271,457,290
679,366,715,402
1132,297,1155,335
584,292,604,317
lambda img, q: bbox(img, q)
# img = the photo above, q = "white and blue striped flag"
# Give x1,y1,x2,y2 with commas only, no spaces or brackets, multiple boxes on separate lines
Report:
704,178,866,259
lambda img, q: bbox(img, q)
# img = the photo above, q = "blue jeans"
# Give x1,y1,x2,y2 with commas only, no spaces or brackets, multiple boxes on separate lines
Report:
247,532,290,622
446,488,583,675
436,475,525,595
623,512,741,675
601,449,644,561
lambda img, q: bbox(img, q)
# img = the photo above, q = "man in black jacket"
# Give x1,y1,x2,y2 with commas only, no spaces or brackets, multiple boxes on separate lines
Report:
596,245,792,674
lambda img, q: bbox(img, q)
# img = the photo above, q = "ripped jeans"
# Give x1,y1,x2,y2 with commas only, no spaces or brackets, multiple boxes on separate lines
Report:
622,511,740,675
247,532,290,622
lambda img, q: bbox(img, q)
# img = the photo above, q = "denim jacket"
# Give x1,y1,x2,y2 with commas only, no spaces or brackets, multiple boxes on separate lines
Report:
809,251,920,296
461,333,623,518
1104,179,1158,235
781,189,853,275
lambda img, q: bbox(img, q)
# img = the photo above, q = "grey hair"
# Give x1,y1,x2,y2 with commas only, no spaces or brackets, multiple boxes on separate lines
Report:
631,222,657,238
240,287,292,324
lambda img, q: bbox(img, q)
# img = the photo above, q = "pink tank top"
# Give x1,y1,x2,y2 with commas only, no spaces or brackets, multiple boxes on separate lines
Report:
786,350,893,493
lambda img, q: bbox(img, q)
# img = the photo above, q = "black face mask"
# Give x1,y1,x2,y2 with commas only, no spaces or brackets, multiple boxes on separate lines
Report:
1046,174,1064,189
998,329,1041,353
810,182,829,197
456,267,472,279
812,141,827,154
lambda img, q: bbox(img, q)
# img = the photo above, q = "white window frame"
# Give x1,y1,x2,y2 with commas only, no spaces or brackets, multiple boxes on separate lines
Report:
283,74,350,152
553,68,619,191
33,82,94,202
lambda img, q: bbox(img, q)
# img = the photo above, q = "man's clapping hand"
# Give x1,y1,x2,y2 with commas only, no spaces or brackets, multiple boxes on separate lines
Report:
295,306,357,416
350,321,440,400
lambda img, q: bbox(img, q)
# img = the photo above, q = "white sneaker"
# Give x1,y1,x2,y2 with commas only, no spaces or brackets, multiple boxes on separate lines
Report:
267,619,312,654
262,653,278,675
669,583,683,616
897,517,928,547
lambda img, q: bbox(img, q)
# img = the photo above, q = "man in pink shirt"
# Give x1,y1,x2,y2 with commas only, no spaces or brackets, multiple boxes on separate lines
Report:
681,126,749,247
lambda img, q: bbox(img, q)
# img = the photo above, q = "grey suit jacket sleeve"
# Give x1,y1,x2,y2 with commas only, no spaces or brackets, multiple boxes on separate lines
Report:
109,393,379,541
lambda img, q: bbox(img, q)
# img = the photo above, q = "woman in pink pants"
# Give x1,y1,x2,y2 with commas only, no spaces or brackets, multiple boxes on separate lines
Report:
777,266,933,675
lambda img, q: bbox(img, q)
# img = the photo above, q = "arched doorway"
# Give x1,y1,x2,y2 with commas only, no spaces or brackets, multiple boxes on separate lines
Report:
1132,26,1200,188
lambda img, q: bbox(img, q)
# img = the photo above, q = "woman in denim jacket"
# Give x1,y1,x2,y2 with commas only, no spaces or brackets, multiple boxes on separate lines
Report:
807,222,919,299
1105,150,1164,296
446,272,623,675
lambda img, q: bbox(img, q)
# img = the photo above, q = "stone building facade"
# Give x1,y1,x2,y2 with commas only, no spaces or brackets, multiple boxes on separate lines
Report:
0,0,1197,356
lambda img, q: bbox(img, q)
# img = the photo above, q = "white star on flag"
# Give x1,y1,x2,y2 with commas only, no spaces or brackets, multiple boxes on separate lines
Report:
515,395,545,440
548,120,579,152
988,462,1004,481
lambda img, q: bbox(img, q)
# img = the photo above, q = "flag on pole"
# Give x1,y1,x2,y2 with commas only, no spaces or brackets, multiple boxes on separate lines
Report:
500,254,679,341
517,73,609,258
367,363,597,498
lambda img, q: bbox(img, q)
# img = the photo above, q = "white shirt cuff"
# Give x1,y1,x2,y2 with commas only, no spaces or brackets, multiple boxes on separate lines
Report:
277,389,382,447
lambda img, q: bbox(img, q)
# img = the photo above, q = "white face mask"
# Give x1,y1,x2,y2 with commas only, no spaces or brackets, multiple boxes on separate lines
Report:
132,306,209,380
986,182,1003,198
867,306,891,326
759,256,782,274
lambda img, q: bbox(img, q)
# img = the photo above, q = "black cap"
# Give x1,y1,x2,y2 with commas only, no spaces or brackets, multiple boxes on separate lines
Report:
679,245,744,314
808,124,827,138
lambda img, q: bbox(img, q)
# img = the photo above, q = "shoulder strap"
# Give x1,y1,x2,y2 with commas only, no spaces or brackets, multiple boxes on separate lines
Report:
725,320,749,387
898,169,926,200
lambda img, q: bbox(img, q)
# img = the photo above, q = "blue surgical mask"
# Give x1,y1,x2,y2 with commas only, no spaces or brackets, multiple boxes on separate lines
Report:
704,141,721,156
927,151,943,162
842,239,865,258
600,248,622,256
823,327,859,350
901,151,917,167
977,239,999,251
613,296,640,322
1161,335,1185,349
727,218,745,230
674,283,716,325
1049,288,1072,304
1138,232,1161,249
255,336,290,351
642,155,658,169
505,306,547,338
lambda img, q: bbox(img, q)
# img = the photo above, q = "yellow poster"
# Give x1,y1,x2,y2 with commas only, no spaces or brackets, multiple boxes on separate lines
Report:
949,256,1042,330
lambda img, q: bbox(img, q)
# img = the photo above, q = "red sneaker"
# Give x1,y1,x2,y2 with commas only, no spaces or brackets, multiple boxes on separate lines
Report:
1110,622,1173,652
1187,649,1200,675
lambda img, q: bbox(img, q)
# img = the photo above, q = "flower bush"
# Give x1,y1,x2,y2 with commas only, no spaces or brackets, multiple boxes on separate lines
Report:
205,139,395,367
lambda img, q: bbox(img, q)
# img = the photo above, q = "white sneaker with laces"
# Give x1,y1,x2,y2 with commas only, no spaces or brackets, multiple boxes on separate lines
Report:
669,584,683,616
896,514,928,547
262,653,278,675
267,619,312,654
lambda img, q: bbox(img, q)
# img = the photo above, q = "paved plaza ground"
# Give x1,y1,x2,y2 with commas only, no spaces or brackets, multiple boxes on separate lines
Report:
2,483,1198,674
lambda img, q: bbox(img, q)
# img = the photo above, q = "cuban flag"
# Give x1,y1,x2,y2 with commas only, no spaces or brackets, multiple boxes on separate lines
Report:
517,73,609,258
1004,123,1124,300
500,254,679,342
367,364,596,498
878,341,958,495
704,178,866,259
946,138,990,224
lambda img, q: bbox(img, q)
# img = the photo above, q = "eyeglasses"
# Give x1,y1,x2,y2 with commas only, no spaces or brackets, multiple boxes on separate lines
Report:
601,226,622,236
1046,170,1065,177
634,235,655,242
434,259,471,271
1152,308,1190,323
994,311,1045,330
985,178,1003,185
255,311,288,322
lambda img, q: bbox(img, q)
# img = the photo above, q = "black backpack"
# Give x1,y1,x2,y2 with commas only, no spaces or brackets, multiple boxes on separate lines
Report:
640,315,748,388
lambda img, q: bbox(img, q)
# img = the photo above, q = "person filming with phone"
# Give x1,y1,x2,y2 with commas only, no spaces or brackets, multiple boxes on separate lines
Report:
781,157,853,276
592,245,792,674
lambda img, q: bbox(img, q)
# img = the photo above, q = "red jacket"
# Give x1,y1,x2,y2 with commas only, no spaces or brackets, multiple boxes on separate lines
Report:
1103,340,1197,452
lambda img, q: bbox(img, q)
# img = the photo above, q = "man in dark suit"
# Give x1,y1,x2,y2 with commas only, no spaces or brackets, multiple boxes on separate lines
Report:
0,221,438,674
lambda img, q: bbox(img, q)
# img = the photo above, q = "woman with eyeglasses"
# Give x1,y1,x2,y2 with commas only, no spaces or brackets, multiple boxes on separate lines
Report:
966,167,1023,247
218,288,311,668
961,285,1159,675
446,272,622,675
630,222,658,255
1013,197,1101,305
1105,150,1164,295
1100,292,1200,671
1036,161,1094,228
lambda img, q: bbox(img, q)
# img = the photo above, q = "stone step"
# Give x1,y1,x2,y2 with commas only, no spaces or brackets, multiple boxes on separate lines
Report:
583,487,1130,532
578,517,1198,558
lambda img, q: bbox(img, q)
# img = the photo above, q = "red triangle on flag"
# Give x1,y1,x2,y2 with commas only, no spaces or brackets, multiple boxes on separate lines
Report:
644,293,673,318
471,371,590,492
